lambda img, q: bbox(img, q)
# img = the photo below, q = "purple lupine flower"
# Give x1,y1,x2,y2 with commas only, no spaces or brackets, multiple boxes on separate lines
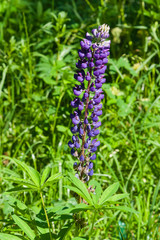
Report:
68,24,110,182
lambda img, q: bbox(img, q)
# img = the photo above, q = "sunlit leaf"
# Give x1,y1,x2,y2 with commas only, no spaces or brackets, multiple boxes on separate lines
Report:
0,233,22,240
12,214,35,240
4,177,37,189
99,182,119,205
41,165,51,186
13,159,40,187
43,173,62,187
68,173,93,205
106,206,138,214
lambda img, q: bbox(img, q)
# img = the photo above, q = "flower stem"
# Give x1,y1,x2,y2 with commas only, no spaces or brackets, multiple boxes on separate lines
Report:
40,192,53,240
80,50,95,163
81,79,91,156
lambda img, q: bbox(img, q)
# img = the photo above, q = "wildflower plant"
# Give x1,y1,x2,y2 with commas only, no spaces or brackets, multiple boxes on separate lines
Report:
68,24,110,182
66,26,136,236
1,1,159,238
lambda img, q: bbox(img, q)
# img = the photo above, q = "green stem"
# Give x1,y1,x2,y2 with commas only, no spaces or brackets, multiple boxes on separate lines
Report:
40,192,53,240
89,211,97,238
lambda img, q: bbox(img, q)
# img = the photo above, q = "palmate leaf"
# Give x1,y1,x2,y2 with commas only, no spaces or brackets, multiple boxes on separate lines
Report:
64,185,88,203
12,214,35,240
103,193,129,203
5,186,37,193
1,168,20,178
6,196,28,211
4,177,37,189
40,165,52,186
12,159,40,187
57,203,93,215
0,233,23,240
99,182,119,205
69,203,93,213
105,206,138,214
68,173,93,205
43,173,62,187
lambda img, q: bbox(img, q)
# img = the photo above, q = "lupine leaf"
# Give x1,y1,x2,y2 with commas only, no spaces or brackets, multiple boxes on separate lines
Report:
0,233,22,240
6,196,28,210
4,177,37,189
69,203,93,213
5,186,37,193
57,203,93,215
43,173,62,187
103,193,129,203
13,159,40,187
12,214,35,240
41,165,51,186
64,185,88,203
1,168,20,178
68,173,93,205
105,206,138,214
99,182,119,205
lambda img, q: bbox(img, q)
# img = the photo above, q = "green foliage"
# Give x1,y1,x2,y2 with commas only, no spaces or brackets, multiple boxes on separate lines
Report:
64,174,135,214
0,0,160,239
12,214,36,240
2,157,62,193
0,233,23,240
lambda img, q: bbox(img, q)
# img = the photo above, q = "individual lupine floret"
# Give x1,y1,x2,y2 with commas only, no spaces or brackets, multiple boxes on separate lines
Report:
68,24,110,182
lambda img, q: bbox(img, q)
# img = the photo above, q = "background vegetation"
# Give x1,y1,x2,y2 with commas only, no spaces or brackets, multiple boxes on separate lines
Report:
0,0,160,239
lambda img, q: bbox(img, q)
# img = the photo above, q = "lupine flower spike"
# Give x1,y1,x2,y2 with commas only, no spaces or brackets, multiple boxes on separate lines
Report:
68,24,110,182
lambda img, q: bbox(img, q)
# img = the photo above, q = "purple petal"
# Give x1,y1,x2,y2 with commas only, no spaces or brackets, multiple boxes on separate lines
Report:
71,125,78,133
95,59,103,66
90,146,97,152
72,116,80,125
78,50,85,58
84,118,88,124
78,102,84,111
95,110,102,116
88,104,93,109
71,148,75,155
92,115,99,122
86,72,91,81
75,142,80,148
84,142,89,149
68,141,74,148
88,169,93,176
86,51,92,59
89,162,93,169
80,155,85,161
93,121,101,128
90,154,96,160
73,89,82,96
93,129,100,136
79,127,84,135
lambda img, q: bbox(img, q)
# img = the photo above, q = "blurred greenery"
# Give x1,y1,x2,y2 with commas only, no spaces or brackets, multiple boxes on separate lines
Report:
0,0,160,239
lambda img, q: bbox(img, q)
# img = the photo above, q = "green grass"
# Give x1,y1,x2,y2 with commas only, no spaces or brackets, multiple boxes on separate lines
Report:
0,0,160,239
